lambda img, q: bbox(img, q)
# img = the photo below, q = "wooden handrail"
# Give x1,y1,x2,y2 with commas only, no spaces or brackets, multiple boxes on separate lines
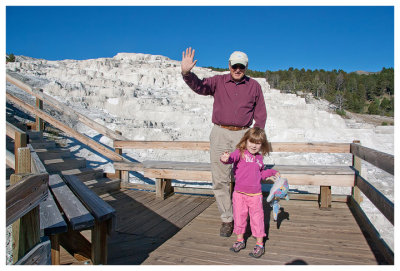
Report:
6,121,25,140
6,72,127,141
6,149,15,169
114,140,351,153
350,143,394,175
355,174,394,225
6,173,49,226
6,92,126,162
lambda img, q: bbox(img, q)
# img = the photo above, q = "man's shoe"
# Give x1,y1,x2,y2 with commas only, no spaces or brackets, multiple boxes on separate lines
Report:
220,222,233,237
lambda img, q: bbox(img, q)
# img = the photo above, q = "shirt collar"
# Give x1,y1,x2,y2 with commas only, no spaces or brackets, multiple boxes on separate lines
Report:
224,73,249,84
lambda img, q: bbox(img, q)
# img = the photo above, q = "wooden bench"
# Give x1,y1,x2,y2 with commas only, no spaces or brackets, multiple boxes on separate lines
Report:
39,173,116,265
140,160,355,208
27,144,115,265
113,141,358,208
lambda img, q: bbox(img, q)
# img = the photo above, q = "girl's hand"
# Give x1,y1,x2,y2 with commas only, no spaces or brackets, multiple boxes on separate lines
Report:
275,172,281,178
220,152,230,163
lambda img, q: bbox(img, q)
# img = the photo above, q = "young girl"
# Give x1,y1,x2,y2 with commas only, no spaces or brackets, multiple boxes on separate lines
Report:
220,127,280,258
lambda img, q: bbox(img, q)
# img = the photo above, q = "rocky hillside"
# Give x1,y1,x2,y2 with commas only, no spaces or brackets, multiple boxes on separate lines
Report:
6,53,394,155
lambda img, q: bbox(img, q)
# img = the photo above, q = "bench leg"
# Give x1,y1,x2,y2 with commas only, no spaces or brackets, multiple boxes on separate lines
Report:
59,229,91,262
155,178,174,199
91,220,108,265
320,186,332,209
50,235,60,265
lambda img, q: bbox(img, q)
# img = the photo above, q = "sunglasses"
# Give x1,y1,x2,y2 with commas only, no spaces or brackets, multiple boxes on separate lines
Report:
231,64,246,70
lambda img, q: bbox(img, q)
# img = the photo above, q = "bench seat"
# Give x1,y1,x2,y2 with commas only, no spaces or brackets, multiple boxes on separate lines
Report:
40,174,115,265
142,161,354,186
140,160,355,207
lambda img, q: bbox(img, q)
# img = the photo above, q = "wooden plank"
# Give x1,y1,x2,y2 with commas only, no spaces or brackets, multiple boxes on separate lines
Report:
6,173,49,226
28,144,48,174
30,141,56,149
35,89,44,131
274,164,354,175
50,235,61,265
6,92,125,161
155,178,173,199
49,174,94,230
63,174,116,222
6,71,127,141
143,167,355,187
144,168,212,181
143,199,379,265
348,197,393,264
114,140,210,151
6,149,15,169
352,141,363,204
59,229,92,262
44,157,87,172
18,206,41,262
6,121,25,140
113,161,144,171
350,143,394,175
14,131,28,174
60,168,104,181
14,239,51,265
143,160,211,171
17,147,31,174
355,174,394,225
270,142,351,153
319,186,332,208
40,191,68,236
91,220,108,265
112,141,351,153
35,148,71,160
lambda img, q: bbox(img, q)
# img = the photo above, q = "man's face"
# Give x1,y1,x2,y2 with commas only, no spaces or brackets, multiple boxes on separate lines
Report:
229,63,246,82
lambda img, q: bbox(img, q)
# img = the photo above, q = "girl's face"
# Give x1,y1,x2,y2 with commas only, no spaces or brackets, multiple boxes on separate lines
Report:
246,139,262,155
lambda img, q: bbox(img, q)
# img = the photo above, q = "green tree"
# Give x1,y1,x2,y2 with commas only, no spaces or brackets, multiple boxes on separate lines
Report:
6,53,15,63
367,99,380,115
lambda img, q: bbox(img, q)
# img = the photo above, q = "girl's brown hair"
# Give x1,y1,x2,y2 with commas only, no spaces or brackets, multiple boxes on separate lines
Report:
236,127,270,156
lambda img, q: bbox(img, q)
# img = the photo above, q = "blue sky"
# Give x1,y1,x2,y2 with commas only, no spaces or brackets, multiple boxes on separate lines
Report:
5,5,394,73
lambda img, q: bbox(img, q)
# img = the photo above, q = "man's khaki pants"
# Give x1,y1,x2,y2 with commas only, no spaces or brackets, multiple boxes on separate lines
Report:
210,125,248,223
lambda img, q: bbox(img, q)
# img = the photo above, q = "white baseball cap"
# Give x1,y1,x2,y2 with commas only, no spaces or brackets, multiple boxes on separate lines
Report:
229,51,248,66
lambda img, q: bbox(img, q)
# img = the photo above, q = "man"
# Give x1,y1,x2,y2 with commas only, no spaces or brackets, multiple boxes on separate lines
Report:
181,47,267,237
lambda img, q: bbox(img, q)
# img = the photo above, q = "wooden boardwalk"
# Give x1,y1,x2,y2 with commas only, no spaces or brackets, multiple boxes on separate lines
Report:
143,197,382,265
59,189,215,264
58,188,383,265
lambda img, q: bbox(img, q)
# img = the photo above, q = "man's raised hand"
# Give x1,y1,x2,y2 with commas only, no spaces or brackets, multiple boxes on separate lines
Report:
181,47,198,75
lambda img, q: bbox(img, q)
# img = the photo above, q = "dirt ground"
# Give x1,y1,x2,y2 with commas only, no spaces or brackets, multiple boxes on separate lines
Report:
345,111,395,126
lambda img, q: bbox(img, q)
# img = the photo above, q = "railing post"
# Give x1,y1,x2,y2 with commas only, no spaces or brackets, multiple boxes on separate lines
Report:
14,130,27,174
11,147,40,263
107,131,122,180
352,140,363,204
35,88,44,131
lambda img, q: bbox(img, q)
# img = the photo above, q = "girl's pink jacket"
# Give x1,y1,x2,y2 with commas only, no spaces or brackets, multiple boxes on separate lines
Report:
221,149,278,194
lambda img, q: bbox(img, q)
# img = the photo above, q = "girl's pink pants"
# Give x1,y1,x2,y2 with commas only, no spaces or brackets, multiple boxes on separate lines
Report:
232,191,266,238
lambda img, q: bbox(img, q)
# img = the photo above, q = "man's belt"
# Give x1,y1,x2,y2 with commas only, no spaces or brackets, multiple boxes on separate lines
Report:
217,124,249,131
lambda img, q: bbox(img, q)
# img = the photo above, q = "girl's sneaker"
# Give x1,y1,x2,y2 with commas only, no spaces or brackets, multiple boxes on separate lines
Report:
249,245,265,258
230,241,246,253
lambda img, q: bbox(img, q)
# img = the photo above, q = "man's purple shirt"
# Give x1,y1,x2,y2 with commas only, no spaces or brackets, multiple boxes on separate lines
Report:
182,72,267,128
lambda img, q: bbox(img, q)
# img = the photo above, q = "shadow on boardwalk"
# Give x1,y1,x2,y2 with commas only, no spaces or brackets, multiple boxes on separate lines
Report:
101,189,214,265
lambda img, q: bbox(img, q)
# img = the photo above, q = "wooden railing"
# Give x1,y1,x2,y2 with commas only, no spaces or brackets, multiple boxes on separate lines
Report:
6,139,50,264
6,72,127,162
348,143,394,264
